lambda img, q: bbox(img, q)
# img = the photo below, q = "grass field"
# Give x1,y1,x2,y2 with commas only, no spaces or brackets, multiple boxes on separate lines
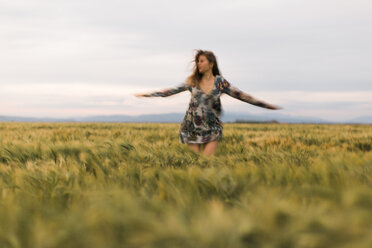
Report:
0,122,371,248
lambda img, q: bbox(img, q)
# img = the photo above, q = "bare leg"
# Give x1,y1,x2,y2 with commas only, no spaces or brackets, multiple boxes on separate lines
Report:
188,143,201,153
203,141,218,156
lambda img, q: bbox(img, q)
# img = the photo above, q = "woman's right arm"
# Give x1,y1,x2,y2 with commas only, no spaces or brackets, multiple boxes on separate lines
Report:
135,83,190,97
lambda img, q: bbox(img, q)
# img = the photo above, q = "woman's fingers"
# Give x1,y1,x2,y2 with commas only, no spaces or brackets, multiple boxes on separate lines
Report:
271,105,282,110
268,104,282,110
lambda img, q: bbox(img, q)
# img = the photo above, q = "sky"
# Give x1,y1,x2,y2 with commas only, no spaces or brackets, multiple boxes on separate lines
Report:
1,0,371,121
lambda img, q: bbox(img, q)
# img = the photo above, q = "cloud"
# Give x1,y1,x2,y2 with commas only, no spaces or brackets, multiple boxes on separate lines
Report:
0,0,371,120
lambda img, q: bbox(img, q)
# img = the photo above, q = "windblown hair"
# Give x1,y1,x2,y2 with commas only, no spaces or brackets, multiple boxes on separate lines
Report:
186,50,221,87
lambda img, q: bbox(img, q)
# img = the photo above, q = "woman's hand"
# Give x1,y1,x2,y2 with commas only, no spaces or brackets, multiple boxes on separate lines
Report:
133,93,147,97
267,104,282,110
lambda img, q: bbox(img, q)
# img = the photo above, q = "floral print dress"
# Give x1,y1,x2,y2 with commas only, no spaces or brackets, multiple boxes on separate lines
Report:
143,75,275,144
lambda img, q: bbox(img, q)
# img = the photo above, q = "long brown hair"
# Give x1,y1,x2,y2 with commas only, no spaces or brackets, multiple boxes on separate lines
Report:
186,50,221,87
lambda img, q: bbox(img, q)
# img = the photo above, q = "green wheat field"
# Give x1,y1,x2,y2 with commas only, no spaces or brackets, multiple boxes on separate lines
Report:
0,122,371,248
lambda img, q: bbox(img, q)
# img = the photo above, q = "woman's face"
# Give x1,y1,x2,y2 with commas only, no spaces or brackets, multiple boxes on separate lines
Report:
197,55,213,74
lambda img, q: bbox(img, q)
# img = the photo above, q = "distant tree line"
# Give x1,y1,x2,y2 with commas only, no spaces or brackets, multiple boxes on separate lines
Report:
234,119,279,124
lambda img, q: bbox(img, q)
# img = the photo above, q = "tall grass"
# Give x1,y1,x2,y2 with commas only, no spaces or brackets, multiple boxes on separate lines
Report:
0,122,371,248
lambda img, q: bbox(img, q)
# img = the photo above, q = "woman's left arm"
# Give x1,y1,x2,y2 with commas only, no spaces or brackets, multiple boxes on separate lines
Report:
220,78,281,110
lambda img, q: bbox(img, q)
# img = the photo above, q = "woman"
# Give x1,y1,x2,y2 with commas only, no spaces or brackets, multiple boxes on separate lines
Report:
135,50,281,156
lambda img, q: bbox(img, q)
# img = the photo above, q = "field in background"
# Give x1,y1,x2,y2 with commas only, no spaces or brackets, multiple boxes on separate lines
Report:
0,122,371,248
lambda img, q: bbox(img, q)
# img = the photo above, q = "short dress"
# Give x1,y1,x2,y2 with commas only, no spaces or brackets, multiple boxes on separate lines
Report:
144,75,274,144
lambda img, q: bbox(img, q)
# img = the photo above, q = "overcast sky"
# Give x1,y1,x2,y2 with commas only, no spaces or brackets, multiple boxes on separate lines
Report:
1,0,371,121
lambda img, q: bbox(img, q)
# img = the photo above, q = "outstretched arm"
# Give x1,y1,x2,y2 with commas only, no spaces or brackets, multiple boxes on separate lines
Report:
220,78,281,110
134,84,190,97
